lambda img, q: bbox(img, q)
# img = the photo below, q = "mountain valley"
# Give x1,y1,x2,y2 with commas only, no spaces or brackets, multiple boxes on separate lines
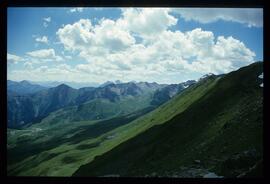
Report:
7,62,263,177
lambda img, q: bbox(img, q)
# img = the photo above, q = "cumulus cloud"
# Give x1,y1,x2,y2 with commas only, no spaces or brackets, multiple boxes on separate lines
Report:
56,18,135,54
171,8,263,27
9,8,257,84
35,36,49,44
118,8,177,37
7,53,25,64
53,8,257,83
27,49,63,62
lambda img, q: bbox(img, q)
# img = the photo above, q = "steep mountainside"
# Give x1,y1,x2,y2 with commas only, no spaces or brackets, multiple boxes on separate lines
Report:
36,93,155,126
8,94,36,127
7,84,79,128
73,62,263,177
151,80,196,106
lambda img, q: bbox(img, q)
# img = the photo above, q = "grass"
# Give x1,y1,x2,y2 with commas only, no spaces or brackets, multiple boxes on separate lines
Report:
7,106,154,176
73,62,263,177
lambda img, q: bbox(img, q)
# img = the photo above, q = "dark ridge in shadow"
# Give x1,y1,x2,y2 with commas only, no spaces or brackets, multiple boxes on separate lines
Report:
62,156,78,164
76,142,101,150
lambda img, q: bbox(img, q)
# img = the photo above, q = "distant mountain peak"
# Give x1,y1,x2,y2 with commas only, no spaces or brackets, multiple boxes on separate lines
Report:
100,81,114,87
115,80,122,84
20,80,31,84
202,73,215,77
56,83,72,89
199,73,215,81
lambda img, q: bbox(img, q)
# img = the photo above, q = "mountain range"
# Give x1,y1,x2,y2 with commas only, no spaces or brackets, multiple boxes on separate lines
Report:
7,80,195,128
7,62,263,177
27,81,100,89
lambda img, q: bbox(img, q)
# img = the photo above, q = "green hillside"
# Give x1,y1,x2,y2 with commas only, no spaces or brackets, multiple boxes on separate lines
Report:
36,93,154,127
73,62,263,177
7,106,154,176
7,66,217,176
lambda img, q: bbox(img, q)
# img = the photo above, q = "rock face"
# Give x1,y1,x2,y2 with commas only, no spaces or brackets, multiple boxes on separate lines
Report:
151,80,196,106
218,149,261,177
199,73,215,81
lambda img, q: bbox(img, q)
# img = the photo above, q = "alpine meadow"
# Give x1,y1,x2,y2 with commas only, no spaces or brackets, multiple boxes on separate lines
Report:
7,7,263,177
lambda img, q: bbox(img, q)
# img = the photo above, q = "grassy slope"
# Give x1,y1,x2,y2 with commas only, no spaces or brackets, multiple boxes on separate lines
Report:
7,71,218,176
29,93,154,127
73,62,263,177
7,106,154,176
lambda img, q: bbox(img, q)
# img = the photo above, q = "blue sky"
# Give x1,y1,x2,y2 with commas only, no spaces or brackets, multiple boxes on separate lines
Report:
7,8,263,84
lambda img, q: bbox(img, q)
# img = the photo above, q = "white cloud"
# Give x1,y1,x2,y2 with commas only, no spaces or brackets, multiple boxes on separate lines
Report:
172,8,263,27
7,53,25,64
43,17,51,22
6,8,254,84
35,36,49,44
43,17,51,27
27,49,63,62
27,49,54,58
56,19,94,51
118,8,177,37
9,64,101,83
54,8,256,83
69,8,84,13
23,62,34,70
212,36,255,63
56,18,135,54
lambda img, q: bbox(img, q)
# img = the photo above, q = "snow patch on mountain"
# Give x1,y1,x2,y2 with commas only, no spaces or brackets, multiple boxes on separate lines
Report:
198,73,215,81
258,72,263,87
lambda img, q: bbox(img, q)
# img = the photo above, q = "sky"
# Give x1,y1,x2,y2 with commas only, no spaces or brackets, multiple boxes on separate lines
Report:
7,8,263,84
